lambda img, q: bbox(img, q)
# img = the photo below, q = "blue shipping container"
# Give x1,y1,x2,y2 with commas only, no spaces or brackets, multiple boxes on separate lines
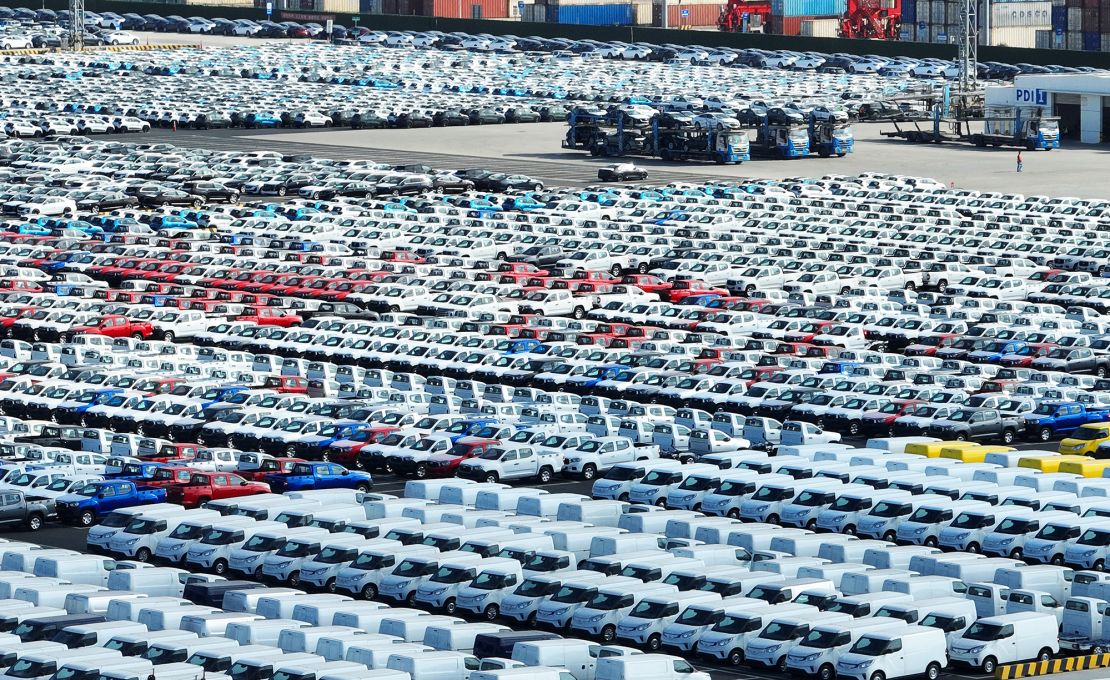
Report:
770,0,845,17
546,3,633,24
901,0,916,26
1051,5,1066,31
1083,30,1099,50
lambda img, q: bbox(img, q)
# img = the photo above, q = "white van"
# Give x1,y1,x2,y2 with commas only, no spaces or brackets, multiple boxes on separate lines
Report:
226,652,326,680
938,505,1036,553
105,567,186,598
385,649,479,680
994,564,1073,601
105,596,189,623
588,535,665,559
895,499,993,547
510,639,599,680
500,571,607,626
835,625,948,680
66,591,146,616
947,612,1059,674
627,464,717,507
225,618,311,646
335,544,439,600
882,575,966,600
856,494,952,542
425,623,509,653
438,483,507,508
141,637,240,665
594,654,709,680
102,629,197,658
257,594,352,621
347,643,433,670
743,610,853,670
556,500,627,528
278,624,369,655
13,583,104,610
784,618,906,679
535,576,642,631
701,473,788,519
29,554,113,587
222,588,302,614
826,592,915,618
404,479,474,502
263,533,373,586
87,505,184,554
107,508,220,561
1024,516,1110,565
874,597,976,641
862,545,942,571
817,489,911,536
6,647,121,680
981,510,1076,560
228,526,332,579
613,590,720,650
741,479,842,524
138,603,221,631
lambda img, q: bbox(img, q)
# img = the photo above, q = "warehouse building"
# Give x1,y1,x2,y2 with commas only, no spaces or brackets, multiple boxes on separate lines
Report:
986,72,1110,144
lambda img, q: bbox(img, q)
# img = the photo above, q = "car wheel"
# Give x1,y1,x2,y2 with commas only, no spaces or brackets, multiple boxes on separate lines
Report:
277,187,287,196
213,559,228,575
484,472,499,484
80,511,95,527
355,483,370,493
819,664,835,680
1002,430,1014,444
600,625,616,642
728,650,744,666
25,514,43,531
1039,427,1052,442
136,547,152,562
483,604,500,620
869,672,886,680
163,331,175,342
362,584,378,600
582,464,597,480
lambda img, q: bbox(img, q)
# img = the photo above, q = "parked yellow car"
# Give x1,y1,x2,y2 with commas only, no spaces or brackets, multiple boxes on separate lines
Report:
1018,454,1095,473
939,444,1014,463
1059,423,1110,456
905,440,975,458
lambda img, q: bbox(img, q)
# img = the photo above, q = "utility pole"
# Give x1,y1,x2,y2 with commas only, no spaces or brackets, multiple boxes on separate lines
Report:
67,0,84,50
957,0,977,94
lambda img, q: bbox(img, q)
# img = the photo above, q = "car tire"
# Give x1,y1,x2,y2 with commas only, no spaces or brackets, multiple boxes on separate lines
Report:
600,625,616,642
25,514,43,531
362,584,378,600
581,465,597,480
355,483,370,492
213,559,228,575
484,472,499,484
136,547,152,562
80,511,95,527
728,650,744,666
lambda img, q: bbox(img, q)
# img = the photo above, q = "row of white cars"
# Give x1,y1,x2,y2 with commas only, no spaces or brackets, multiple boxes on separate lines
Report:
49,455,1110,680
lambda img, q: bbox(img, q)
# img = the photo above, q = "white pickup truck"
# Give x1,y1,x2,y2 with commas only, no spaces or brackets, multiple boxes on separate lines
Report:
456,445,563,484
563,436,660,480
150,310,212,341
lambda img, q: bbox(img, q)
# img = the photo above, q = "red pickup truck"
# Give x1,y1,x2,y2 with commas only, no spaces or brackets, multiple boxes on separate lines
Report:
165,472,270,508
145,466,198,488
237,306,303,327
69,314,154,340
238,457,304,481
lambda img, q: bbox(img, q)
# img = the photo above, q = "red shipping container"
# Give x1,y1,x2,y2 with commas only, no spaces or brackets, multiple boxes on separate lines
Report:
429,0,508,17
1082,7,1099,31
1082,0,1099,8
1065,0,1080,8
664,3,725,26
1102,5,1110,28
769,13,834,34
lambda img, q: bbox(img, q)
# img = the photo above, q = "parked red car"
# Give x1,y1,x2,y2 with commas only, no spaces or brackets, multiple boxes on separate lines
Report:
69,314,154,339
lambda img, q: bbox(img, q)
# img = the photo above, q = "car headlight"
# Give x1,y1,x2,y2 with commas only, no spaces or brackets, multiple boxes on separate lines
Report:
470,592,489,601
998,537,1014,545
198,549,215,557
913,526,927,535
587,614,604,622
1083,549,1097,557
125,537,140,545
763,644,782,653
800,653,820,662
632,622,651,631
427,587,447,597
954,531,970,540
967,645,985,654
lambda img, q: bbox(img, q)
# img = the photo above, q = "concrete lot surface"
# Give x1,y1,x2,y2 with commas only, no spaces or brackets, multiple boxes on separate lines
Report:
152,121,1110,197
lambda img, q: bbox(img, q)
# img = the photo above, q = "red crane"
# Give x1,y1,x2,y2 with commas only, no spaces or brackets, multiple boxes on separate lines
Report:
717,0,772,32
840,0,902,39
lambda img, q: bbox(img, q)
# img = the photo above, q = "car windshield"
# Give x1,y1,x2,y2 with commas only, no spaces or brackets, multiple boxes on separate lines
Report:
831,496,870,512
848,636,896,656
963,622,1007,641
908,508,943,523
1078,529,1110,546
551,585,592,603
317,546,357,563
602,466,642,481
431,565,473,583
759,622,804,641
514,578,559,597
521,554,565,573
801,628,847,649
1071,428,1110,441
714,614,761,634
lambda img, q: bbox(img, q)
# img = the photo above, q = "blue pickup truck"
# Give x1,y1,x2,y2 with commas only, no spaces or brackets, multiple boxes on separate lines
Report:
1024,401,1110,442
55,480,167,527
264,462,372,493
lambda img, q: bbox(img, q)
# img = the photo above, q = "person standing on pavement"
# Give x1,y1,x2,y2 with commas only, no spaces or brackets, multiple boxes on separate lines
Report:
1016,150,1023,173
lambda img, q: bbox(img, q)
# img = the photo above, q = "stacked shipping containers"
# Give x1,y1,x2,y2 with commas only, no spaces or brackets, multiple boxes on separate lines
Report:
767,0,845,35
909,0,1101,49
986,0,1049,48
652,0,727,29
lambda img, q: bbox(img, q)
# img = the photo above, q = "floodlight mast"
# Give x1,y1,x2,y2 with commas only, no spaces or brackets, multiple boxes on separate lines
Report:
68,0,84,50
958,0,977,94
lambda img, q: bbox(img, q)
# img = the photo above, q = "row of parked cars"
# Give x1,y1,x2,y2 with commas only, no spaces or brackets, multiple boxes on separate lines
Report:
0,34,935,139
13,463,1106,680
2,4,1092,83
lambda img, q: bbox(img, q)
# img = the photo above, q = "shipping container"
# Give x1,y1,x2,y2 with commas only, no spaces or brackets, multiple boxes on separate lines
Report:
800,17,839,34
990,1,1049,26
1065,29,1081,48
425,0,509,17
1102,32,1110,51
1034,27,1052,47
522,3,546,19
545,3,633,23
1067,6,1081,28
901,0,915,24
1102,4,1110,28
632,0,651,23
1050,5,1066,28
769,0,843,16
1082,29,1100,48
929,23,955,42
988,24,1039,45
658,2,724,25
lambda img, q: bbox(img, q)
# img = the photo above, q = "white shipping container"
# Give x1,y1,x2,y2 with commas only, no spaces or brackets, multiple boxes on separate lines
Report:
988,24,1038,46
990,1,1049,27
633,0,651,24
930,23,957,43
1102,33,1110,52
1034,28,1052,49
800,17,839,36
1065,30,1081,50
1066,7,1081,30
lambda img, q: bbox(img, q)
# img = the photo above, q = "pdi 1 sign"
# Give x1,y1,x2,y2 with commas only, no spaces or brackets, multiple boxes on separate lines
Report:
1016,88,1048,106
